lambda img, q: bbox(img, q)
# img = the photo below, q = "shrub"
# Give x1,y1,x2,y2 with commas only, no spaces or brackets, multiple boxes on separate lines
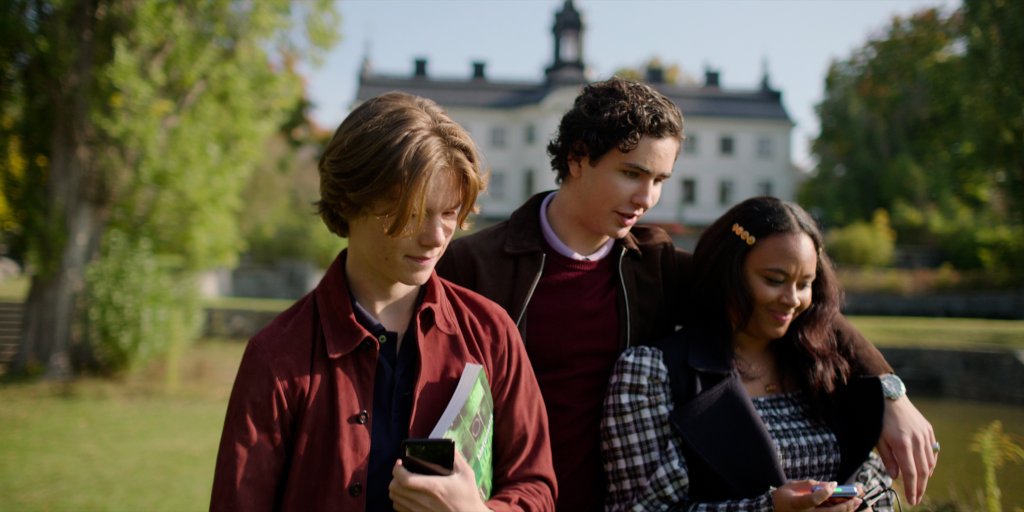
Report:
937,224,1024,278
83,230,202,375
827,209,896,267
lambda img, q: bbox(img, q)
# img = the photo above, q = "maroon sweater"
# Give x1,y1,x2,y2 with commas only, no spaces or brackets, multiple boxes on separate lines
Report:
525,248,620,511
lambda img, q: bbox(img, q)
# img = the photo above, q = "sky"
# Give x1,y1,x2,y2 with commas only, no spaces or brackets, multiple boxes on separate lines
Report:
306,0,959,169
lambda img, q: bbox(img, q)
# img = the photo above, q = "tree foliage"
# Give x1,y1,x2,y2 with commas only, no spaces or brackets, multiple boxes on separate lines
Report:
238,98,345,270
614,57,696,85
804,8,970,227
961,0,1024,225
0,0,339,376
802,2,1023,276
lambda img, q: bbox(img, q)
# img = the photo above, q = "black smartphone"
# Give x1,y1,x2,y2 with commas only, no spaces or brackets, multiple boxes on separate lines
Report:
820,484,859,505
401,438,455,476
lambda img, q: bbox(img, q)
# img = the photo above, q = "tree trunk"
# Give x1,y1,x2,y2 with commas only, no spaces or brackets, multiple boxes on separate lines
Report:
12,0,106,378
15,203,104,378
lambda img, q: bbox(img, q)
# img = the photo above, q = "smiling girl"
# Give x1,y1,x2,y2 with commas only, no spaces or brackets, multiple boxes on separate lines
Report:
601,196,904,512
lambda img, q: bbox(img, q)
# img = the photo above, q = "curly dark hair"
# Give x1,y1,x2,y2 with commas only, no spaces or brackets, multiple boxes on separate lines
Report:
546,77,684,183
686,196,854,399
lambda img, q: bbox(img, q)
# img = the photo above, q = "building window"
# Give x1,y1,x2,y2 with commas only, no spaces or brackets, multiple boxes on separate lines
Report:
523,168,535,198
490,126,507,148
718,180,734,206
719,135,734,156
757,136,773,159
681,179,696,205
758,180,772,196
490,171,506,200
524,124,536,145
683,134,697,155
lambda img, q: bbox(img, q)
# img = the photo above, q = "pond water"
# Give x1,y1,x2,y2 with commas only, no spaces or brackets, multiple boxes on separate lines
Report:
910,398,1024,509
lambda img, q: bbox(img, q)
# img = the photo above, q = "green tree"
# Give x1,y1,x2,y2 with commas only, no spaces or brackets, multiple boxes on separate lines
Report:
614,57,696,85
0,1,339,376
238,97,344,270
803,8,976,229
962,0,1024,224
802,4,1024,277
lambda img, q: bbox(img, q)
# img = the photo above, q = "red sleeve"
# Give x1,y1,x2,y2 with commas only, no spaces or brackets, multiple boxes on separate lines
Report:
485,314,557,512
210,339,295,512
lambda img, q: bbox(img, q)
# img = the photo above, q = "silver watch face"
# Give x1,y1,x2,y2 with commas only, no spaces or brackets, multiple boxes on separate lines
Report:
880,374,906,399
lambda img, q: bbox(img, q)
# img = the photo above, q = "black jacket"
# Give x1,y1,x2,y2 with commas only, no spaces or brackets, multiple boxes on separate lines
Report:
658,328,885,503
438,191,689,348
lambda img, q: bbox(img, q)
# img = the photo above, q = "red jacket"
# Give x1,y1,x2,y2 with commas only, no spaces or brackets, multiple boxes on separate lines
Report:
211,251,556,511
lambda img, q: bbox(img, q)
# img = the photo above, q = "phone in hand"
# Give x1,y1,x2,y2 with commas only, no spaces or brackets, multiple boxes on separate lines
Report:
401,438,455,476
819,484,859,505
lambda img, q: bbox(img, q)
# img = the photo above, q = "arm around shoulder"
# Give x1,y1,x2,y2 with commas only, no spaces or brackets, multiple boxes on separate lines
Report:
834,314,893,376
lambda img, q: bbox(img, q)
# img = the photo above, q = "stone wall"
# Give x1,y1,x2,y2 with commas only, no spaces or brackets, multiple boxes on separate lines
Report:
846,291,1024,319
203,305,1024,406
205,308,282,340
200,261,323,300
880,347,1024,406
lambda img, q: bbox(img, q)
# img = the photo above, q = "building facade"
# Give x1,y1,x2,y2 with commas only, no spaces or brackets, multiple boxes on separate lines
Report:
355,0,797,228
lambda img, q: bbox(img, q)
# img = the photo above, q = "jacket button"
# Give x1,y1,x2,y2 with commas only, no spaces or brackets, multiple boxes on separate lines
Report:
348,482,362,497
356,410,369,424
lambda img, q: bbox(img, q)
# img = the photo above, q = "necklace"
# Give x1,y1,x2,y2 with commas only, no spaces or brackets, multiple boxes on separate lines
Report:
734,355,780,394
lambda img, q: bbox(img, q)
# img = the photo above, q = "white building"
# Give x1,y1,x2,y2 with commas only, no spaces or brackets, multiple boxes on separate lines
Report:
356,0,797,228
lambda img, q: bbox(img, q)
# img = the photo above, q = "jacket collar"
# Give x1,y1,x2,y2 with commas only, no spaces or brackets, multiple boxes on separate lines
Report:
667,326,785,499
504,190,643,257
314,251,458,359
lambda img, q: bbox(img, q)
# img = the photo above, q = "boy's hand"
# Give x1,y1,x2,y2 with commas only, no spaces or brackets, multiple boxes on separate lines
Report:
876,396,938,505
390,449,489,512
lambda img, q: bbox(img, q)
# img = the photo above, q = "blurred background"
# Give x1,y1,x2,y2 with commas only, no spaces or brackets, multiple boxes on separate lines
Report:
1,0,1022,510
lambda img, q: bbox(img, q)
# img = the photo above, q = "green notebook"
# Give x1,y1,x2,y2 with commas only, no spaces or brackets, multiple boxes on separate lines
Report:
429,363,493,499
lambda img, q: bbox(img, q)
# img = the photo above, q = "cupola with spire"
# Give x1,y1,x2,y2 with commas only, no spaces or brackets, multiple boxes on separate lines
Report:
545,0,586,84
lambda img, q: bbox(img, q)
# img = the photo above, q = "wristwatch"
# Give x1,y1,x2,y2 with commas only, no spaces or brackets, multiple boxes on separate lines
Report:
879,373,906,400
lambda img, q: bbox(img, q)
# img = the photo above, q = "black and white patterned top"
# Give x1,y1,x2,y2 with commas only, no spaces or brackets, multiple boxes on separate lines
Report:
601,346,893,512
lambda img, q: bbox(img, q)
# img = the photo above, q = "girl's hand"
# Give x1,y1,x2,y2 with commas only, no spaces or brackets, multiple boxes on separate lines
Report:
771,480,863,512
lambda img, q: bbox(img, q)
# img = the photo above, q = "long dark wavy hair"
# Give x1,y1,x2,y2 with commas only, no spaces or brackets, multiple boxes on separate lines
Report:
686,196,854,399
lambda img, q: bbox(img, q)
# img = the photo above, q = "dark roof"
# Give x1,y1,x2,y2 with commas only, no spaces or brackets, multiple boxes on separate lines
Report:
656,85,792,122
357,75,551,109
356,73,791,122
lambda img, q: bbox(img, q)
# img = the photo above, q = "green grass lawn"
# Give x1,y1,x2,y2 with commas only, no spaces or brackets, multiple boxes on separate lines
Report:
847,315,1024,350
0,339,244,512
1,315,1022,510
0,275,29,300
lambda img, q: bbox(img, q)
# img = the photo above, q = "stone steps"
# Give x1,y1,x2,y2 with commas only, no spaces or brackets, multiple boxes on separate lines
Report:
0,301,23,376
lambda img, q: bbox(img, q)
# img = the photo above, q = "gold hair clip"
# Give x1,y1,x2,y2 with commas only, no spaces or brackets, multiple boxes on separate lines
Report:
732,223,756,246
